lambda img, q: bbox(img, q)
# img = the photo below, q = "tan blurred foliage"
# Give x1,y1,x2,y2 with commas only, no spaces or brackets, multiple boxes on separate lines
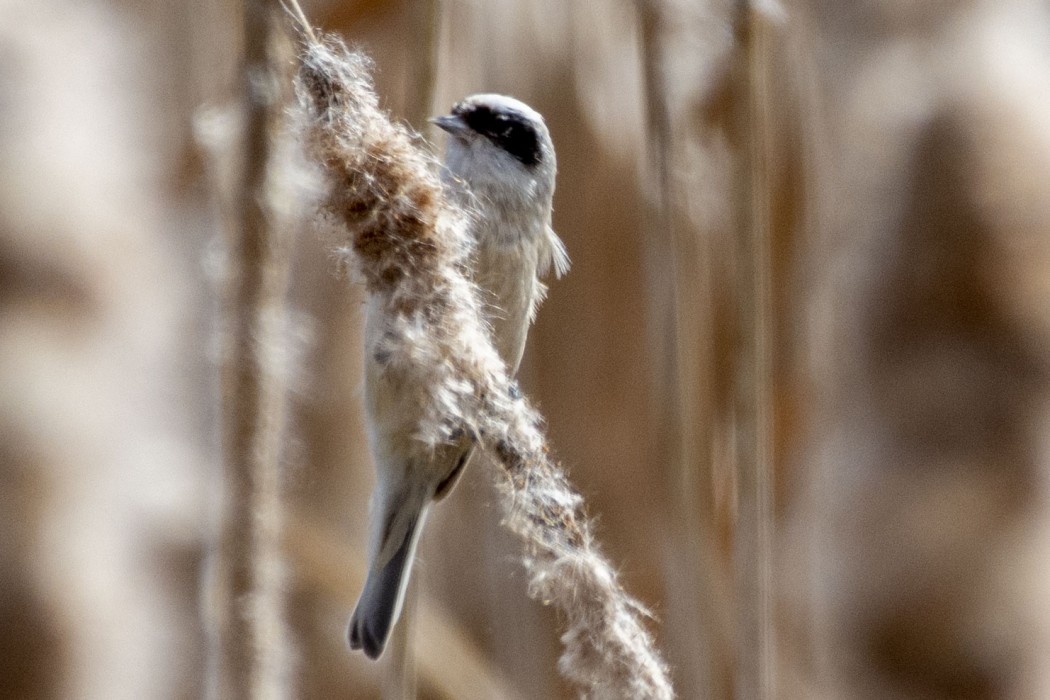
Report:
3,0,1050,698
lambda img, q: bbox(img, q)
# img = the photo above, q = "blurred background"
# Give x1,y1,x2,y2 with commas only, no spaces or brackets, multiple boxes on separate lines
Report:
4,0,1050,698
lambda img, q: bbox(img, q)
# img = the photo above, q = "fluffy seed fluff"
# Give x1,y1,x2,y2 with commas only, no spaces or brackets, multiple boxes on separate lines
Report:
294,31,674,699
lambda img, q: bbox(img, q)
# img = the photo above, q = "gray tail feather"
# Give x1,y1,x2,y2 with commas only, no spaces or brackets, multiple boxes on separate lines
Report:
348,512,422,659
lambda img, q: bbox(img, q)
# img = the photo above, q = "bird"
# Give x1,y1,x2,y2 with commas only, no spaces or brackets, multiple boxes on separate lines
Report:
347,94,570,659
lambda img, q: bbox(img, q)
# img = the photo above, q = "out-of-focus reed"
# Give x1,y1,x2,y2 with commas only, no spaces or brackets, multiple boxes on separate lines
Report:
5,0,1050,698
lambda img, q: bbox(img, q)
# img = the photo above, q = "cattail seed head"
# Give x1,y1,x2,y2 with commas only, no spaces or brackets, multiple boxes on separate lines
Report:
292,29,674,698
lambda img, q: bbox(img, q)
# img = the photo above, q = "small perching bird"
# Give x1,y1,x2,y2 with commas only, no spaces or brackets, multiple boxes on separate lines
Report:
347,94,569,659
291,30,674,694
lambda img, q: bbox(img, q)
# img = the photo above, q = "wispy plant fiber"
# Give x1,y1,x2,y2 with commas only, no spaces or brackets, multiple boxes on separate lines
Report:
292,29,675,699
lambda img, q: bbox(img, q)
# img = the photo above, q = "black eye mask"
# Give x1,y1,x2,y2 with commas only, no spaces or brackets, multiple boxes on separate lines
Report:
455,103,542,167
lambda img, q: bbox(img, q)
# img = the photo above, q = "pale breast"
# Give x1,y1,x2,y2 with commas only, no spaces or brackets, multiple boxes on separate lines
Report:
472,235,540,374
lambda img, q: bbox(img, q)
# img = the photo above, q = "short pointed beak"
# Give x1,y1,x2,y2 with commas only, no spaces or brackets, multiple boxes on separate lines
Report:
430,114,467,135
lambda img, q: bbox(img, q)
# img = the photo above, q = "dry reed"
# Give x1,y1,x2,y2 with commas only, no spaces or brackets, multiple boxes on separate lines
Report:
637,1,731,696
793,2,1050,696
214,2,296,698
288,21,674,699
730,4,777,699
0,3,202,697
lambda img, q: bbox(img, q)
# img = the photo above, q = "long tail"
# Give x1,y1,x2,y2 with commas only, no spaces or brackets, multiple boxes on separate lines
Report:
348,503,428,659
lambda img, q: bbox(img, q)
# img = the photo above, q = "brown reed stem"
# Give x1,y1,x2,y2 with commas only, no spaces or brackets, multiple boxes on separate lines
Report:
637,1,729,697
732,2,776,699
403,0,442,131
216,1,291,697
